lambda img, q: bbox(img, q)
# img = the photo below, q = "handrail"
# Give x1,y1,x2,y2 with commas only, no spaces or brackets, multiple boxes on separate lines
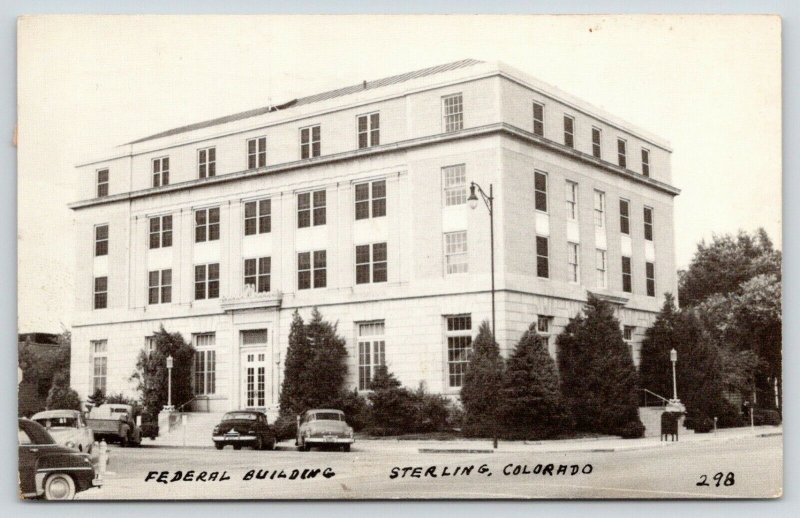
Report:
175,397,198,413
642,388,671,406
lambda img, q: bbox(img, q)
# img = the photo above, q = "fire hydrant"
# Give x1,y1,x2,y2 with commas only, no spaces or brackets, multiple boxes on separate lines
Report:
97,440,108,479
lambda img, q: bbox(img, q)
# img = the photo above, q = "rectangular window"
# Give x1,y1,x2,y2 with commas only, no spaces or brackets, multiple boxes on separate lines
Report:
144,336,156,355
620,199,630,235
592,127,602,158
95,224,108,257
244,199,271,236
563,115,575,148
355,243,388,284
247,137,267,169
149,215,173,249
534,171,548,212
193,333,216,396
357,113,380,149
594,190,606,228
444,231,468,274
596,249,608,288
355,180,386,220
300,125,321,159
195,207,220,243
152,157,169,187
297,190,326,228
641,148,650,177
358,322,386,390
442,93,463,132
198,147,216,178
241,329,268,346
244,257,271,293
94,276,107,309
623,325,635,342
565,181,578,220
643,206,654,241
617,138,627,168
532,102,544,136
97,169,109,197
194,263,220,300
443,165,467,207
298,251,327,290
622,256,632,293
91,340,107,393
148,269,172,305
536,236,549,278
537,315,553,350
646,262,656,297
446,315,472,388
568,242,579,283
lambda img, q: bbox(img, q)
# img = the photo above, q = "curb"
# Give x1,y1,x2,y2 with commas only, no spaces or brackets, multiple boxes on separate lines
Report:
418,448,494,454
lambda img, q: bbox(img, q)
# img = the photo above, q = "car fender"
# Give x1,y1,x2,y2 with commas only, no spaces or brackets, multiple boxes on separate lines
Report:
33,452,94,495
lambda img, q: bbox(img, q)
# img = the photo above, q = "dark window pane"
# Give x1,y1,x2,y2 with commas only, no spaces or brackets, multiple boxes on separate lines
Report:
372,198,386,218
208,263,219,280
258,275,270,293
535,192,547,212
358,132,368,149
149,232,160,249
149,271,159,287
312,142,320,157
244,259,256,277
355,183,369,202
245,219,256,236
356,264,370,284
298,271,310,290
208,281,219,299
537,257,549,278
162,269,171,285
373,243,387,262
355,201,369,220
356,245,370,264
162,230,172,248
300,128,309,144
149,287,159,305
314,250,327,268
298,252,310,270
621,217,630,235
298,193,310,210
259,257,270,273
536,236,549,257
245,201,256,218
370,113,379,129
195,265,206,282
162,286,171,303
313,207,326,226
372,180,385,198
314,268,327,288
373,262,387,283
358,116,368,132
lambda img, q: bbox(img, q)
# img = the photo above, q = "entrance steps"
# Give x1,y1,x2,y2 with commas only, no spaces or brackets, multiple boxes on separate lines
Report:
150,412,225,447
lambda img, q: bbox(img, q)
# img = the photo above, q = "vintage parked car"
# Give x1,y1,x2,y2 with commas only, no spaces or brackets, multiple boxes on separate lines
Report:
212,410,277,450
18,418,102,500
297,409,354,452
31,410,95,453
86,403,142,447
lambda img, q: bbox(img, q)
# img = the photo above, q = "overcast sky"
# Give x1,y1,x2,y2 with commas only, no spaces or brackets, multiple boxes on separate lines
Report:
17,14,781,333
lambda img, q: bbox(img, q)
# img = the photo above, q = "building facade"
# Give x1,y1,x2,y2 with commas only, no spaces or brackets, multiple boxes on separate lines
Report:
69,59,679,413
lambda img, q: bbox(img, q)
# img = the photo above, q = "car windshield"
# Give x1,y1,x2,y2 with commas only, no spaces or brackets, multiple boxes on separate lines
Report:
223,412,257,421
311,412,343,421
34,417,78,428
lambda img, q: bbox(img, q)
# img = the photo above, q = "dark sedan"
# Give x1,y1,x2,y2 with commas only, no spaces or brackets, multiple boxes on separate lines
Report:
18,418,102,500
212,410,277,450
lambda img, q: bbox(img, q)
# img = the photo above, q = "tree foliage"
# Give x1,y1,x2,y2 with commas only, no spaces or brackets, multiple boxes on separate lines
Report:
460,321,504,437
18,332,71,415
557,296,643,436
45,372,82,411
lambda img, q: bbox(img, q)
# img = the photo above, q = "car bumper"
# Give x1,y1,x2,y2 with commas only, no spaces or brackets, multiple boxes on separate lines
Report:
304,437,354,445
213,435,257,442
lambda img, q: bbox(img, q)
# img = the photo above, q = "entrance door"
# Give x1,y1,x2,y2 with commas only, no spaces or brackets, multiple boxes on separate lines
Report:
241,351,267,410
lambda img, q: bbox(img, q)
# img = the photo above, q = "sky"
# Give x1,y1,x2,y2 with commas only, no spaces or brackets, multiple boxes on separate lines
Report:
16,14,782,333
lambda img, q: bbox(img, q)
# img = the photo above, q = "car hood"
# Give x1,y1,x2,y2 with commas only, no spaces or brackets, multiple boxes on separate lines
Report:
304,421,350,433
215,420,260,433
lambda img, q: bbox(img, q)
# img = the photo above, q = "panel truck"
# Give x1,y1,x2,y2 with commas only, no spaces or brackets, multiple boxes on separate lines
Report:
86,404,142,447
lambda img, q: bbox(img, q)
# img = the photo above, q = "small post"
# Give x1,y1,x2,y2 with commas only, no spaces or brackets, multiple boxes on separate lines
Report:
714,416,718,433
166,355,174,410
182,413,188,447
98,440,108,479
750,406,755,430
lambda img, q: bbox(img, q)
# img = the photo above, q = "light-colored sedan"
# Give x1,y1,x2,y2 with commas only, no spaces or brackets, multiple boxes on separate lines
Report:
31,410,95,453
297,409,354,452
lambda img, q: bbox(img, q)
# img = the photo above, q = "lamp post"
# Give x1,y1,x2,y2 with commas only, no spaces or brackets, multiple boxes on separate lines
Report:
467,181,497,449
166,355,174,410
670,348,678,401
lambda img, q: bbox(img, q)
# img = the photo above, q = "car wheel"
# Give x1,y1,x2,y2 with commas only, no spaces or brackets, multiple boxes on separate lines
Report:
44,473,76,500
233,444,242,451
214,443,224,450
256,436,264,450
342,444,351,452
120,435,129,448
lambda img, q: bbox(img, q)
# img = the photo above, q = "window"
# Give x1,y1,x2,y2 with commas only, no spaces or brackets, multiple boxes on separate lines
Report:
356,243,387,284
357,113,380,149
298,250,326,290
297,190,326,228
446,315,472,388
594,190,606,228
358,322,385,390
241,329,268,346
641,148,650,177
94,277,107,309
194,263,220,300
244,199,271,235
443,165,467,206
622,256,632,293
532,102,544,136
568,242,579,283
617,138,627,168
149,215,173,249
91,340,107,393
444,231,468,274
244,257,271,293
152,157,169,187
301,125,321,159
565,181,578,220
619,199,630,235
195,207,220,243
144,336,156,355
646,262,656,297
592,127,602,158
534,171,548,212
247,137,267,169
97,169,109,197
148,269,172,304
537,315,553,350
442,93,463,132
563,115,575,148
193,333,216,396
536,236,549,278
355,180,386,220
623,325,635,342
198,147,216,178
95,224,108,257
643,206,654,241
596,249,608,288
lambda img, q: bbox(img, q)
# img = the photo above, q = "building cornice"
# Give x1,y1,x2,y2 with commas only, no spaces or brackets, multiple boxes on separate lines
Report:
69,122,680,210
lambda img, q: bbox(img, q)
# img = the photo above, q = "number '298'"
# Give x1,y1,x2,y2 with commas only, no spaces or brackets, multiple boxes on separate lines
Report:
697,472,735,487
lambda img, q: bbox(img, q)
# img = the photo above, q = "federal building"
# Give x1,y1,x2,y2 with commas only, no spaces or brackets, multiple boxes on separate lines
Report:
69,60,679,413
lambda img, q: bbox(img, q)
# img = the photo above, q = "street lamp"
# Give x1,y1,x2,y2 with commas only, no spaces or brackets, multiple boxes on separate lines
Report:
166,355,174,411
670,348,678,401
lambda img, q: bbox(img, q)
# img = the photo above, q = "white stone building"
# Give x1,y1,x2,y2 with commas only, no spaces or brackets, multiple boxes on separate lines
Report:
69,59,679,413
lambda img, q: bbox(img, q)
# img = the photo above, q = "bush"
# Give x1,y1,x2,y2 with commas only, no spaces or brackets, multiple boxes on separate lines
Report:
367,367,417,435
335,389,370,432
45,372,82,411
694,415,714,433
273,414,299,442
461,321,504,437
413,385,450,434
619,421,646,439
753,408,782,426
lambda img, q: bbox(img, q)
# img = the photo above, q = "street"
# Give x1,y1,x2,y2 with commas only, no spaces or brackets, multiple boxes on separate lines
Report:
77,434,782,500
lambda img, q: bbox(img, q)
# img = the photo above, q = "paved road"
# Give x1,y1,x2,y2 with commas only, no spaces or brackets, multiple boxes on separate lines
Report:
78,435,782,500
